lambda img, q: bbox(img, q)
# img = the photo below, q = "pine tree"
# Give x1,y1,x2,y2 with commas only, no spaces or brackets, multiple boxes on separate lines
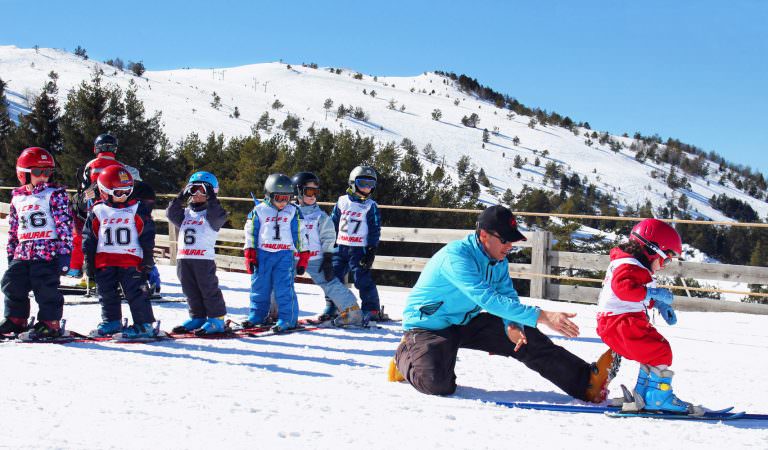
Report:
323,98,333,119
16,71,62,154
431,109,442,121
233,106,240,118
456,155,471,178
58,70,124,185
482,128,490,143
512,136,520,146
513,155,523,168
400,138,422,176
0,78,18,183
478,168,490,187
271,99,283,110
211,92,222,109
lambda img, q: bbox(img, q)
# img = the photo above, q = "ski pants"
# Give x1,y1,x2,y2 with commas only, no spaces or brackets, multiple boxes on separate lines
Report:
332,245,379,312
2,259,64,321
177,259,226,319
70,217,85,271
96,266,155,324
249,249,298,326
597,312,673,367
395,313,593,401
306,257,359,312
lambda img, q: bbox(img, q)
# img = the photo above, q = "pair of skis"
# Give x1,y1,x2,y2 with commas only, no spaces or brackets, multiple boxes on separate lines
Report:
482,399,767,421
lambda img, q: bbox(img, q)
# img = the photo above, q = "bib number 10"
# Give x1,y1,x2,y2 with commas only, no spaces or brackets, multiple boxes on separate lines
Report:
104,227,132,246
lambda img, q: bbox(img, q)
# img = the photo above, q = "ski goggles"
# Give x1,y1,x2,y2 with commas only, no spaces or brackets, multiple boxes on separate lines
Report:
110,188,133,198
301,186,320,197
631,231,680,266
18,167,54,177
270,193,291,203
355,178,376,190
96,143,118,153
188,183,208,195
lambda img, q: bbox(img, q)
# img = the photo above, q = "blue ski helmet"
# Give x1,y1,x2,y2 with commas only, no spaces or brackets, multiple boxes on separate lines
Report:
188,171,219,193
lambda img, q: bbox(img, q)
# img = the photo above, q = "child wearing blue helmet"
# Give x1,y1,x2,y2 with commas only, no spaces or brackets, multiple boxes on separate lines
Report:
166,171,230,335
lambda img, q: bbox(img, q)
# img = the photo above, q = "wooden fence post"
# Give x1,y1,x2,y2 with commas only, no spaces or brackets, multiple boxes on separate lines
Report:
168,224,178,265
529,230,551,299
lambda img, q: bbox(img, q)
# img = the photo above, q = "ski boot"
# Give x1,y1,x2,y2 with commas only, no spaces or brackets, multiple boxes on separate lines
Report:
65,268,83,278
641,366,702,414
195,317,228,336
0,316,28,335
616,364,651,411
119,323,158,340
271,319,296,333
584,349,621,403
172,317,207,334
91,320,124,337
316,299,338,322
18,320,63,341
333,305,363,327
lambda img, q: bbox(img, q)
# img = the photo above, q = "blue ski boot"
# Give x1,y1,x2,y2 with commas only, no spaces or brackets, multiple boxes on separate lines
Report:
642,366,698,414
195,317,227,336
65,268,83,278
317,298,338,322
93,320,123,336
271,319,296,333
120,323,157,340
172,317,206,333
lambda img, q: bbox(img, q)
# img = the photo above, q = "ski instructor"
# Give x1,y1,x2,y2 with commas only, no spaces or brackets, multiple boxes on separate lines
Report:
391,205,614,403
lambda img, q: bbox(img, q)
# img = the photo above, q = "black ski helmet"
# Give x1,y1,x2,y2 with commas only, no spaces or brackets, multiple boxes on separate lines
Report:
348,165,377,191
291,171,320,196
94,133,118,155
264,173,294,196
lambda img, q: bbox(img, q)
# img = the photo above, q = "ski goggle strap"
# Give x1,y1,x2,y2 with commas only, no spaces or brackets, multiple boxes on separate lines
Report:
355,178,376,189
96,143,118,153
631,231,679,265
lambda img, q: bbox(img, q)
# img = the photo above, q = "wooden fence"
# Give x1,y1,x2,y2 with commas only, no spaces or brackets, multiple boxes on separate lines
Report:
2,202,767,315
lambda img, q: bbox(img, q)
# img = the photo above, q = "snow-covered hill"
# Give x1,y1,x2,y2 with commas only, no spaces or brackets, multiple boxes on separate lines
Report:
2,45,766,222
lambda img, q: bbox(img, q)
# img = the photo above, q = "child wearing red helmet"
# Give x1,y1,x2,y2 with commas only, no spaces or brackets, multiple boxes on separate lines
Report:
82,165,158,340
597,218,701,414
0,147,73,340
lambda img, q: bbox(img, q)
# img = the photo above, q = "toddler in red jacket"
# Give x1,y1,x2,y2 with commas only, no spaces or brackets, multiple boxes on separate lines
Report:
597,218,700,414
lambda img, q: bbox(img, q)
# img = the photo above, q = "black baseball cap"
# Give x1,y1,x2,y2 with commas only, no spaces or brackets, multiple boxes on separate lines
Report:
477,205,527,242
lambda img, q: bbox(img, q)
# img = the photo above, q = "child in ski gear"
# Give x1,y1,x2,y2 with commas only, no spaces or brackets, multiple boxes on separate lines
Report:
82,165,157,339
243,173,309,332
126,165,162,298
596,218,697,413
292,172,362,326
0,147,73,339
167,171,229,335
69,133,124,278
329,165,382,323
393,205,615,402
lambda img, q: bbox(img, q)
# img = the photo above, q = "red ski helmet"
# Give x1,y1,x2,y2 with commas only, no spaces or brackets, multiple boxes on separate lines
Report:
16,147,55,185
97,164,134,201
629,218,683,266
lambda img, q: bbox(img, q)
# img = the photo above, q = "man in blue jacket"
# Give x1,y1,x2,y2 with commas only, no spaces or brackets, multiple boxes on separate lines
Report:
393,205,614,402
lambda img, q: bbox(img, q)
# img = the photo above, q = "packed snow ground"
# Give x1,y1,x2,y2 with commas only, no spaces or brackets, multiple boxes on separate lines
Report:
1,258,767,449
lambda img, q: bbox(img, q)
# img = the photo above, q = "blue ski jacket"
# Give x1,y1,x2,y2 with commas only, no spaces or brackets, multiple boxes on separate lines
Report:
402,234,541,331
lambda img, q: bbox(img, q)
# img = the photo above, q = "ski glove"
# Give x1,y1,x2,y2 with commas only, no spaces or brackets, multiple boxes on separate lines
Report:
56,254,71,275
321,253,335,281
244,248,258,274
296,251,311,276
645,287,674,306
359,246,377,270
654,301,678,325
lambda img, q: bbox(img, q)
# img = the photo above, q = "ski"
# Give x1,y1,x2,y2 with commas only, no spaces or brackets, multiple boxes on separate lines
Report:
484,400,766,421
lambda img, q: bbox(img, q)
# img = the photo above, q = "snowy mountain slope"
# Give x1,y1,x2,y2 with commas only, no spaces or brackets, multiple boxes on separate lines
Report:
1,255,767,449
1,44,767,223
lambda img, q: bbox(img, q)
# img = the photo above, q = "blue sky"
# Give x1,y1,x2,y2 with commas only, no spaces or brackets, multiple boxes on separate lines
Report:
3,0,767,174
